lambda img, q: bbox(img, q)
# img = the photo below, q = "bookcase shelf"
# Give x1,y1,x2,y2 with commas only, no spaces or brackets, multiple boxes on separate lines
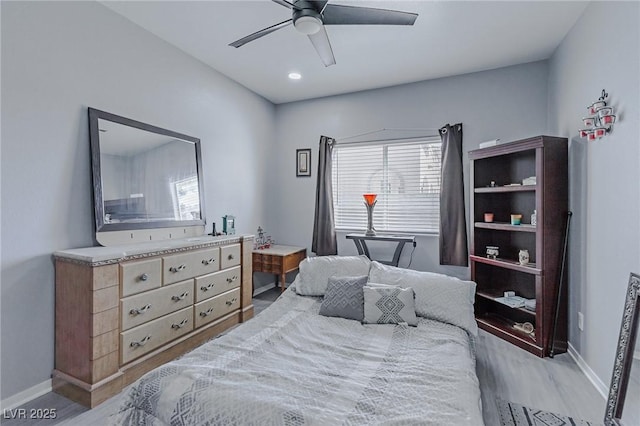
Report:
474,185,537,193
474,222,537,232
469,136,568,357
475,290,537,316
470,255,541,275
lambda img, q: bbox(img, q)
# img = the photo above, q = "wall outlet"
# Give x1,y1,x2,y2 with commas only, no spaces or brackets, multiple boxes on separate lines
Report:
578,312,584,331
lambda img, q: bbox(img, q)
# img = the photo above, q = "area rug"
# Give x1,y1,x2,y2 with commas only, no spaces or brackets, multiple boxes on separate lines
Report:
498,399,595,426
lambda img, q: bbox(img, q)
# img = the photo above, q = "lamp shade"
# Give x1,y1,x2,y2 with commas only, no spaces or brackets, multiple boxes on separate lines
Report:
363,194,377,206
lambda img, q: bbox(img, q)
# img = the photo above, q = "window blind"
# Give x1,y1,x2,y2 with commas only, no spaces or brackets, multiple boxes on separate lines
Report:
332,138,442,234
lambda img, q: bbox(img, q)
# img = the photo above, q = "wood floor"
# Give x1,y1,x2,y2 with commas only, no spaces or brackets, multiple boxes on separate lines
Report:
2,287,607,425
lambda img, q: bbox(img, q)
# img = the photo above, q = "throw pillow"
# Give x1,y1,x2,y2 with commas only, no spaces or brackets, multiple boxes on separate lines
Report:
363,284,418,326
319,275,369,321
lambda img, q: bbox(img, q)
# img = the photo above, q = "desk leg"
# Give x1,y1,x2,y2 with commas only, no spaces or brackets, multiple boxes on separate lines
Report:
352,239,372,259
280,271,286,293
391,242,408,267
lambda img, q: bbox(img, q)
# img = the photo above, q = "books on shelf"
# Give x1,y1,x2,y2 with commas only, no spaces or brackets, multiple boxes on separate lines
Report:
524,299,536,311
494,295,535,309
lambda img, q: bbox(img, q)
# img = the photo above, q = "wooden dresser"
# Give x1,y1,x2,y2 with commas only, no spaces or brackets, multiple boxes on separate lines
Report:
52,235,254,407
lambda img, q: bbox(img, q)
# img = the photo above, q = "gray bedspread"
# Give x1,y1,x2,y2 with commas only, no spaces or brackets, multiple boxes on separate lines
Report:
111,288,483,425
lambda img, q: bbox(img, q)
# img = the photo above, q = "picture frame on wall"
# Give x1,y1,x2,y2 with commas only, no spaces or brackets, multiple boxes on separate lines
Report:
296,148,311,177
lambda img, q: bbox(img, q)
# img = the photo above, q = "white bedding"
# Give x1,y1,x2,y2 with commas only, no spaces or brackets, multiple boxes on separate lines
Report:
111,287,483,425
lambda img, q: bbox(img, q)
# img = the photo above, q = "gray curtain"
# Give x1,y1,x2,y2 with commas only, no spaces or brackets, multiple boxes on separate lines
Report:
312,135,338,255
439,124,468,266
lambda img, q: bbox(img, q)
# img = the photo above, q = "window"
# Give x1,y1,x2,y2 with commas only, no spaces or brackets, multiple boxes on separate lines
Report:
172,176,201,220
332,138,441,234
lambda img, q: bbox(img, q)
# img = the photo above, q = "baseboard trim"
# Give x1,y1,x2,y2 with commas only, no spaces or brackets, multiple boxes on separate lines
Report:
567,342,608,400
253,282,277,296
0,379,52,411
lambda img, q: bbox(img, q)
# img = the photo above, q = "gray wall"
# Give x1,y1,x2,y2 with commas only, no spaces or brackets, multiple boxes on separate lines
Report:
269,61,549,279
0,1,275,400
547,2,640,387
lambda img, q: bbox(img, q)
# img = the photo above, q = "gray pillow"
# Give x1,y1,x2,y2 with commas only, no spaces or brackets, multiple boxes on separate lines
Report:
363,284,418,326
319,275,368,321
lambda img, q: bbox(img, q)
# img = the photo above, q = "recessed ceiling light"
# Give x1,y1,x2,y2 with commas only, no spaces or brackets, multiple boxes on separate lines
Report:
288,72,302,80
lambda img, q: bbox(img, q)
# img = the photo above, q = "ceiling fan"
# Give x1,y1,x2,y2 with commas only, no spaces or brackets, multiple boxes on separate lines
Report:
229,0,418,67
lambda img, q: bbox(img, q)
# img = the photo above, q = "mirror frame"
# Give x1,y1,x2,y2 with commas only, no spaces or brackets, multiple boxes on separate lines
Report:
88,108,206,234
605,272,640,425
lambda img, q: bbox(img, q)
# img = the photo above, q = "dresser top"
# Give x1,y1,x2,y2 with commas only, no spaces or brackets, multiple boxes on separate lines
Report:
54,234,253,266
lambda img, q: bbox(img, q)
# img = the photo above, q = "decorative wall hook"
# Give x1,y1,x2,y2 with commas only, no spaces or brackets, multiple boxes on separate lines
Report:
578,89,617,141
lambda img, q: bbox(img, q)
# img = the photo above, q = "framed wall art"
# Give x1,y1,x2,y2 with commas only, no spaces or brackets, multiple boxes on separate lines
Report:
296,148,311,177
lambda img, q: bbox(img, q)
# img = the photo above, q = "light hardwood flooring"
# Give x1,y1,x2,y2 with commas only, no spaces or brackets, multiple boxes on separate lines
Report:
2,287,607,425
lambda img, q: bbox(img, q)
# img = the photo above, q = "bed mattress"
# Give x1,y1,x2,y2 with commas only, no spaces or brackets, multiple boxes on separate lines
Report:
111,287,483,425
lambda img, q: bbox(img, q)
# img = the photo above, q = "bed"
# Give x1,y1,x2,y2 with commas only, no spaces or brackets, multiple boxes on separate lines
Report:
110,257,483,425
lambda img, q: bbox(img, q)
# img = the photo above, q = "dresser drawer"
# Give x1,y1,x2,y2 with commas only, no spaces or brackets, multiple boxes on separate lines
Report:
120,258,162,297
220,244,241,269
194,288,241,328
163,248,220,284
194,266,241,302
120,306,193,364
121,280,194,331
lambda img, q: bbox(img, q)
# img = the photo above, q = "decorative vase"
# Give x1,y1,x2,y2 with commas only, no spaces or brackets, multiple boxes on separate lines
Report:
363,193,377,236
519,249,530,265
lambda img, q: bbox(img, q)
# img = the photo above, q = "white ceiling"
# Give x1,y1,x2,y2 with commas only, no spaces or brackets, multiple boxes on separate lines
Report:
102,1,588,104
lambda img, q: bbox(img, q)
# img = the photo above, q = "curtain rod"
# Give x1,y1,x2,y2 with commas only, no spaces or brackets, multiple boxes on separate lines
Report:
335,135,440,146
335,127,442,142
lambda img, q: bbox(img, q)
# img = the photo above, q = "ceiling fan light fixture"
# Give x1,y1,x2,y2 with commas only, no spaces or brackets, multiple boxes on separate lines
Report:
294,15,322,35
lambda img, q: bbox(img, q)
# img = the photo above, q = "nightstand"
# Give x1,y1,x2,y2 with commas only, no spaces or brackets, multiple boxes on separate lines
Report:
252,245,307,293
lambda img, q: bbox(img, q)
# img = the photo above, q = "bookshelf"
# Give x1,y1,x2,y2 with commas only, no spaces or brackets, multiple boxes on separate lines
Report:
469,135,568,357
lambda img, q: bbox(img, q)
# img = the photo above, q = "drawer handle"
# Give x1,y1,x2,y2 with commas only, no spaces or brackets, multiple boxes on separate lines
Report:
171,292,189,301
226,297,238,306
130,304,152,315
226,275,238,283
171,319,189,329
200,283,215,292
169,264,186,273
200,307,214,317
130,335,151,348
228,254,234,260
202,258,216,265
139,273,149,282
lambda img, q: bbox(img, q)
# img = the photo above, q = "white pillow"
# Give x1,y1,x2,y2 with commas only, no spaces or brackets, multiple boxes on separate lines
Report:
295,255,371,296
363,284,418,326
368,261,478,335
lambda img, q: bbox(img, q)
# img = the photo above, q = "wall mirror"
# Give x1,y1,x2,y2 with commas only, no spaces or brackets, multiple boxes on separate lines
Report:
605,272,640,425
89,108,205,244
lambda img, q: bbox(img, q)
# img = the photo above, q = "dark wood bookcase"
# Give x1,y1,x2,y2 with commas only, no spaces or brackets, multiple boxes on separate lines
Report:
469,136,568,357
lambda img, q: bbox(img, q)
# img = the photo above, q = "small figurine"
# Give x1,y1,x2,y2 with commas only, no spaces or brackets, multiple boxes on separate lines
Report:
254,226,274,250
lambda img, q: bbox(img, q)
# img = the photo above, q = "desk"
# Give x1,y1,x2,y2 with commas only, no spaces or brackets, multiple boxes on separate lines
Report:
252,245,307,293
346,234,416,267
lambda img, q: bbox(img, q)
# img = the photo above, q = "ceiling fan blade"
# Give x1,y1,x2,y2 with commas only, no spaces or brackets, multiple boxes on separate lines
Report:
229,19,293,48
322,4,418,26
307,1,329,13
271,0,297,10
308,25,336,67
